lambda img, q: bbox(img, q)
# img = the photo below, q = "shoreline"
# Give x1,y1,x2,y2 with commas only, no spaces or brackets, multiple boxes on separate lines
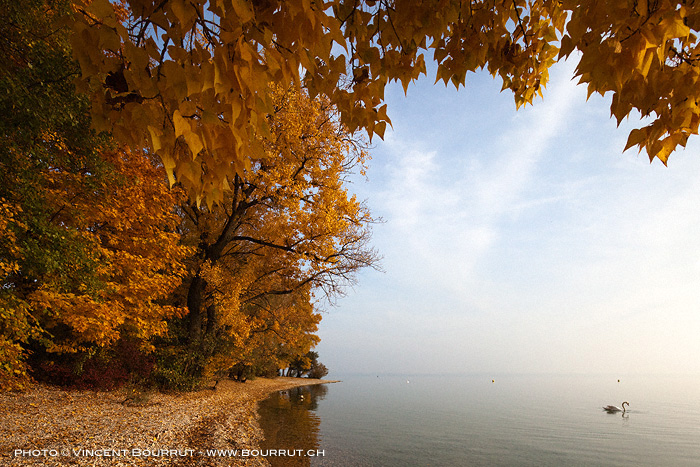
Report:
0,377,338,466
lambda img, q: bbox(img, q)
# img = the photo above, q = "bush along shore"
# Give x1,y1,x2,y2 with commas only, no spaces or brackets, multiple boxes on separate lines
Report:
1,377,337,466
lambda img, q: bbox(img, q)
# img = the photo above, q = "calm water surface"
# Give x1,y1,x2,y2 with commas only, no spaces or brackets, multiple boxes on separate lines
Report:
258,374,700,466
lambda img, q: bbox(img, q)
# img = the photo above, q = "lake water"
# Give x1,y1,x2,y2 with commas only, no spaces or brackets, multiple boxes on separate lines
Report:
258,374,700,466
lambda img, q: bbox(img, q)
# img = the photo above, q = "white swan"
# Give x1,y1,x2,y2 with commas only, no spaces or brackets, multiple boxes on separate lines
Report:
603,401,629,413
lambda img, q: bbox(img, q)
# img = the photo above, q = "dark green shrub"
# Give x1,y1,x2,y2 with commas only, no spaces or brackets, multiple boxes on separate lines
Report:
150,345,206,391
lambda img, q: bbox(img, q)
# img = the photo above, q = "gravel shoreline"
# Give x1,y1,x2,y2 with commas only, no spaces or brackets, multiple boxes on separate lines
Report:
0,377,336,466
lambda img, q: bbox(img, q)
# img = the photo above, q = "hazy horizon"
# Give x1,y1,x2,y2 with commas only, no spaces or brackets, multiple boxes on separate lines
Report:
316,57,700,377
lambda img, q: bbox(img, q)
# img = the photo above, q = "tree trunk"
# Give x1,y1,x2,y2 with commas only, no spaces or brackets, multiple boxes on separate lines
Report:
205,303,218,337
187,274,206,344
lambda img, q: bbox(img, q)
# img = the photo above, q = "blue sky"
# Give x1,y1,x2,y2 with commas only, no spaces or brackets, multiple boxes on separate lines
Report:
316,58,700,377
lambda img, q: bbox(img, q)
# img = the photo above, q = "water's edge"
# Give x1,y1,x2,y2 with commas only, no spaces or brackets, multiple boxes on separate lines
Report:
257,374,700,467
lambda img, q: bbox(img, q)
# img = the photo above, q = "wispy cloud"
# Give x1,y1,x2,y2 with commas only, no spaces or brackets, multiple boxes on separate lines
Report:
373,60,583,300
318,59,700,376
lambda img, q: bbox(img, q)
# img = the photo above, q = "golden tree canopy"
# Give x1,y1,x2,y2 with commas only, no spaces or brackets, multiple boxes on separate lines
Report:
69,0,700,203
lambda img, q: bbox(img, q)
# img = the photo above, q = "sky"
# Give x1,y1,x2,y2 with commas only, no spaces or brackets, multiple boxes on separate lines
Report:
315,57,700,377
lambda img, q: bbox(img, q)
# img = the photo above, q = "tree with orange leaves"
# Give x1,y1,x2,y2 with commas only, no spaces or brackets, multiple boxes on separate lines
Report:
158,85,379,386
0,0,189,389
68,0,700,205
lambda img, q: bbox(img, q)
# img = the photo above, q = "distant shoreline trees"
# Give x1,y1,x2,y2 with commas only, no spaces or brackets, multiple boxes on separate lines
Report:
285,352,329,380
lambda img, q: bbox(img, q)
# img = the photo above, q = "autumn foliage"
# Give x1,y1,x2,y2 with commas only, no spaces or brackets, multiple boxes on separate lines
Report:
5,0,700,390
1,0,376,390
163,84,376,386
63,0,700,205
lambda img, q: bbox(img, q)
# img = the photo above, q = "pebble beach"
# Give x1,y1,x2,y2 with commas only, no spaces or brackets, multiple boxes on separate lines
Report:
0,377,334,466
